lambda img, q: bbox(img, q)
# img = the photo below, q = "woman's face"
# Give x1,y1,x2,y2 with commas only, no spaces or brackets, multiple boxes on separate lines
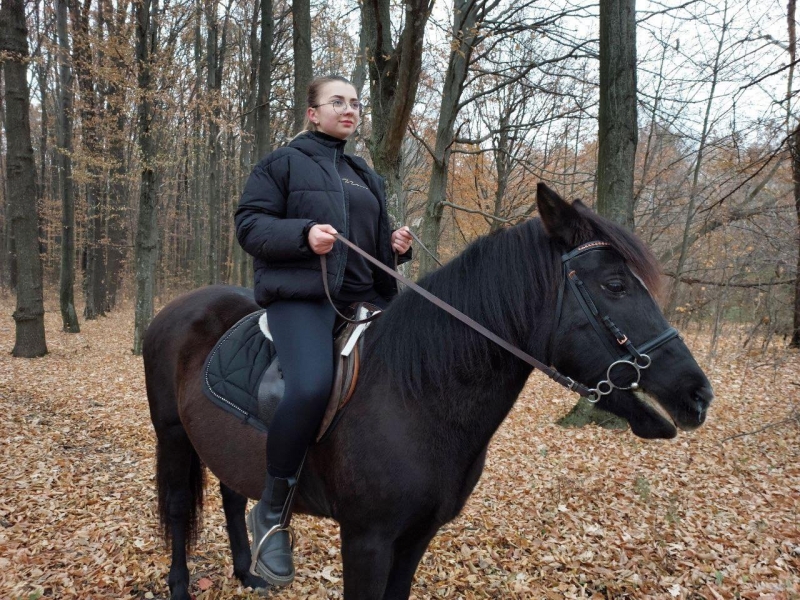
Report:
307,81,361,140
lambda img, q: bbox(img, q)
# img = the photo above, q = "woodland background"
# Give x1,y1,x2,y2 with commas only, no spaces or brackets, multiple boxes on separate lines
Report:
0,0,799,598
1,0,800,353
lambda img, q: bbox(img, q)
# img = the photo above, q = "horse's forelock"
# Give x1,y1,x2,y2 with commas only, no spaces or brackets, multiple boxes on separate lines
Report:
573,202,664,300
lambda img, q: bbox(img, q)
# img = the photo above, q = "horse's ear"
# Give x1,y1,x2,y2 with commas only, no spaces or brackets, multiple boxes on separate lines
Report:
536,182,591,247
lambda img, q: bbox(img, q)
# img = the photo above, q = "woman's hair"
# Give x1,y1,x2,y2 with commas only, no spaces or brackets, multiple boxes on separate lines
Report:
301,75,355,133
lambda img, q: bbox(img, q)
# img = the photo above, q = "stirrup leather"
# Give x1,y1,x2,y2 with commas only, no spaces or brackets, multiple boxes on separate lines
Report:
249,523,296,576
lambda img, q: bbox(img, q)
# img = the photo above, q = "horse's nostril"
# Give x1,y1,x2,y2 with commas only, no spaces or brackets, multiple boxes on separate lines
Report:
692,385,713,424
694,385,714,406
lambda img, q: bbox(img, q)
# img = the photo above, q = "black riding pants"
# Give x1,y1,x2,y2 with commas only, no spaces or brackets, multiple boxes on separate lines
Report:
265,294,386,478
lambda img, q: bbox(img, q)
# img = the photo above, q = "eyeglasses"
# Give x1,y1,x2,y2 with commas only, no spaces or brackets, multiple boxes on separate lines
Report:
313,99,364,116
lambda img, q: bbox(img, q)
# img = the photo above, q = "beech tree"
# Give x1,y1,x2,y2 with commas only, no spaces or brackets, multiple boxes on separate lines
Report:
132,0,159,355
789,0,800,347
56,0,79,333
2,0,47,357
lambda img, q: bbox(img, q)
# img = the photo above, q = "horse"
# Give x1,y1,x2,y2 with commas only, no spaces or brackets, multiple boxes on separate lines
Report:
143,183,713,600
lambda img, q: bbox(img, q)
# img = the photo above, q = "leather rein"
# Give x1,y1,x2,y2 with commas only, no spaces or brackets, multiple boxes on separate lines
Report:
322,235,679,402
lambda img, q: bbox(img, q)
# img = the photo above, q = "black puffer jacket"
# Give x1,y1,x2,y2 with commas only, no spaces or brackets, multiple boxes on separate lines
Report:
235,131,410,307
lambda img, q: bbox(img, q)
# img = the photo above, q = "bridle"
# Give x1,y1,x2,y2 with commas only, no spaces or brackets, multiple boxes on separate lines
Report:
323,236,679,403
556,241,679,402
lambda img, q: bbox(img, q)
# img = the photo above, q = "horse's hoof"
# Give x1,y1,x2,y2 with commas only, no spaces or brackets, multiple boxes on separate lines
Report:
168,585,192,600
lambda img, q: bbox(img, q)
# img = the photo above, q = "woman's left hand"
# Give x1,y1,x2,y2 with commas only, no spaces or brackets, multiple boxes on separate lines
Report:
391,226,413,254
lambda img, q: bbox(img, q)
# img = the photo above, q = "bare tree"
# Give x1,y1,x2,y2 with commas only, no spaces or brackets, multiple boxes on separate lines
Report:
2,0,47,357
665,0,729,315
56,0,79,332
417,0,485,275
254,0,273,161
205,0,232,284
132,0,159,355
292,0,311,133
789,0,800,348
362,0,433,223
101,0,131,311
70,0,106,319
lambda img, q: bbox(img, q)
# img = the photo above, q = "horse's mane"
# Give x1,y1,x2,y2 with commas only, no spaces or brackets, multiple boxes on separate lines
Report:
363,208,662,402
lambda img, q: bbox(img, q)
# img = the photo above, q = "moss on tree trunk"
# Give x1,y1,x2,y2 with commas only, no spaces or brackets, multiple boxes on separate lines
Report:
556,396,629,430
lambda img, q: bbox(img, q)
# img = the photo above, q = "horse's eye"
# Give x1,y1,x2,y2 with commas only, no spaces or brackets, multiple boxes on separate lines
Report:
602,280,626,295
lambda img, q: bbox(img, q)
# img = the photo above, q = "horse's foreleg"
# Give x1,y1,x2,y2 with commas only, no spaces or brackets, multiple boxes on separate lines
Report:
341,528,394,599
381,526,438,600
220,482,267,590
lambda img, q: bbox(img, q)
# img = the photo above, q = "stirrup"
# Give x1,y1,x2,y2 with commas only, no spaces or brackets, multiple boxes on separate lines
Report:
249,523,296,576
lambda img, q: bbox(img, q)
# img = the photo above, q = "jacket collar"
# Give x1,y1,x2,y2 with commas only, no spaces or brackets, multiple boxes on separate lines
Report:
290,130,347,160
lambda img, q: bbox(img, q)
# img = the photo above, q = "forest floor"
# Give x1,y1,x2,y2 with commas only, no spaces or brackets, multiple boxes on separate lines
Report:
0,299,798,600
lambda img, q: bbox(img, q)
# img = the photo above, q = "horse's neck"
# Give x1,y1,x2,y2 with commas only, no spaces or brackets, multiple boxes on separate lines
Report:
429,361,533,453
362,230,556,459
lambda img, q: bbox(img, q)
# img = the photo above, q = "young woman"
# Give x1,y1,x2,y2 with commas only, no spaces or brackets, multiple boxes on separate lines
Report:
235,75,413,586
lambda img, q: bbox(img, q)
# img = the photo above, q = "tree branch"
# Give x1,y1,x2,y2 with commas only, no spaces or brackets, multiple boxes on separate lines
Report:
720,406,799,443
441,201,511,223
664,274,796,288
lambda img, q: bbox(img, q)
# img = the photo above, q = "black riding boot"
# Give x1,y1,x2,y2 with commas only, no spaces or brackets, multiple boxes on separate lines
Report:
247,473,297,586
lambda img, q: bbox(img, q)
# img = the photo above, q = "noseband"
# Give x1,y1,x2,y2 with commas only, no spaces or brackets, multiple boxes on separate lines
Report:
556,242,679,402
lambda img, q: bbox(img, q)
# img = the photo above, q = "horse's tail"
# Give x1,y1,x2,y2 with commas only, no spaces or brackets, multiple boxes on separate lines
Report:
154,433,206,547
144,298,207,548
145,285,259,547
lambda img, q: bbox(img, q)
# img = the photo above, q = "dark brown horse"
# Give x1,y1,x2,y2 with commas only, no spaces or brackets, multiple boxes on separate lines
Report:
144,184,713,599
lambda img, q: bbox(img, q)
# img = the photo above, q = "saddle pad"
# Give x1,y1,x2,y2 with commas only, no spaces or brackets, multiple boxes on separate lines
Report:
202,310,277,433
202,303,380,440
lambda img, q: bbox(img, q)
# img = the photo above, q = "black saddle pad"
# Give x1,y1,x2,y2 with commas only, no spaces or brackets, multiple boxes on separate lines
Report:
202,310,280,433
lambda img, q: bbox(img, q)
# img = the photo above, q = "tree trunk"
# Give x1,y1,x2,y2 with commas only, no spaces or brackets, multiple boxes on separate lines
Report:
561,0,639,430
490,110,511,233
596,0,637,230
57,0,80,332
792,127,800,348
345,18,368,155
362,0,432,224
205,0,231,284
292,0,311,134
0,86,9,290
418,0,481,277
70,0,107,319
191,6,206,287
103,0,130,310
132,0,159,355
236,0,261,286
206,1,221,284
2,0,48,357
788,0,800,348
254,0,272,162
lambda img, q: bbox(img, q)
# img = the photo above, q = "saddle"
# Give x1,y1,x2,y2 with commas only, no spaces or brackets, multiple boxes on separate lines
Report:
202,302,381,443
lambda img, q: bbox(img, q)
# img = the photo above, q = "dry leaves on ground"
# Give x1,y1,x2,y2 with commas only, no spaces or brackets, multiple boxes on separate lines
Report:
0,301,798,599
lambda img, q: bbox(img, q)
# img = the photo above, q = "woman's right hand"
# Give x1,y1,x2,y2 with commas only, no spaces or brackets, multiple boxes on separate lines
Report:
308,224,338,255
